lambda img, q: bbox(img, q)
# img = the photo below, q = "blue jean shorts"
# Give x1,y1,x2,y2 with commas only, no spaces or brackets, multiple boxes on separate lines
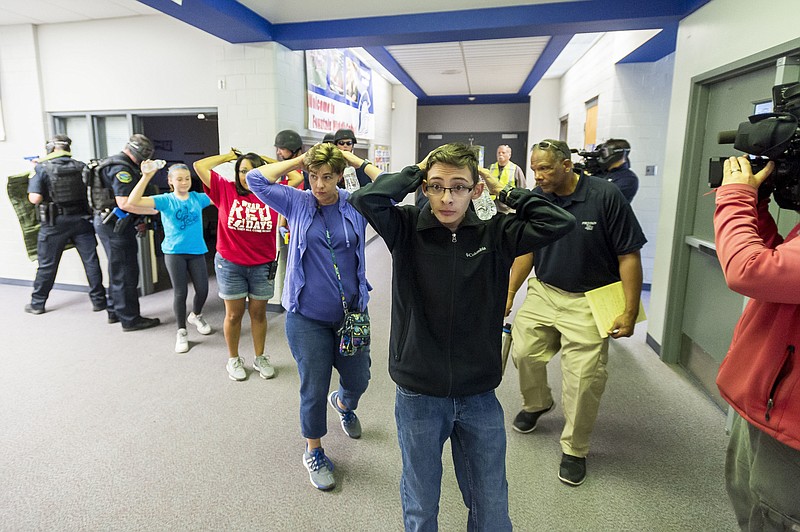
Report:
214,252,275,301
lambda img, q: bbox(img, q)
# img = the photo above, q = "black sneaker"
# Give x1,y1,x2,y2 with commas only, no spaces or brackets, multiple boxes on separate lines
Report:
558,453,586,486
512,402,555,433
107,312,119,324
92,303,107,312
122,316,160,332
24,304,45,315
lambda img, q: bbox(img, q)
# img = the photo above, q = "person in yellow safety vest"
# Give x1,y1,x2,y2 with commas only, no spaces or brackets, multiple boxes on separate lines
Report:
488,145,528,213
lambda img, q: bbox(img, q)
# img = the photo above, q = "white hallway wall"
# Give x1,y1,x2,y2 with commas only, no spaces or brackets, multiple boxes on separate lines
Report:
0,14,407,287
553,30,672,287
648,0,800,345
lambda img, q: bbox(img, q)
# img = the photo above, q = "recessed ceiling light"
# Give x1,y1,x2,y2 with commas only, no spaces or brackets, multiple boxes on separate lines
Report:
468,96,476,101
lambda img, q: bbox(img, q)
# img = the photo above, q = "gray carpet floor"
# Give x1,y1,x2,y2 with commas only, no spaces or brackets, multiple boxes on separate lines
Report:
0,239,737,531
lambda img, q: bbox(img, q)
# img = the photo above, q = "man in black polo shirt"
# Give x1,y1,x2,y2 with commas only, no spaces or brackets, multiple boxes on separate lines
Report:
505,139,646,486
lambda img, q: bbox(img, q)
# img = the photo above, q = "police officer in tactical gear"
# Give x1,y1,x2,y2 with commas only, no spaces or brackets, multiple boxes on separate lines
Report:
93,134,160,331
333,128,372,188
593,138,638,203
25,135,106,315
274,130,303,161
274,129,308,189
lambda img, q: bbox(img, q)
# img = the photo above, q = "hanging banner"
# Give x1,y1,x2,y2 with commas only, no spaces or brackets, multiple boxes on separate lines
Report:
306,49,374,140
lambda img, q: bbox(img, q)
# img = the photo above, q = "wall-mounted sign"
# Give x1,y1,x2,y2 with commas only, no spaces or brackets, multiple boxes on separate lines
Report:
306,49,374,140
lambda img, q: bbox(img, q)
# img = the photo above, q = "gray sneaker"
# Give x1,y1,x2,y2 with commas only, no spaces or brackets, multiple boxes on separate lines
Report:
226,357,246,381
303,446,335,490
329,390,362,439
253,355,276,379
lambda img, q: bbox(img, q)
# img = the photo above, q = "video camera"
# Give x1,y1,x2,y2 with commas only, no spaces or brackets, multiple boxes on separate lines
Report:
572,149,603,175
711,82,800,209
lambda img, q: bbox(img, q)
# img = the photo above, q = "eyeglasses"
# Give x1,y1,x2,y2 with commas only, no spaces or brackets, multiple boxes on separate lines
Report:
536,141,570,159
424,182,474,197
336,140,354,147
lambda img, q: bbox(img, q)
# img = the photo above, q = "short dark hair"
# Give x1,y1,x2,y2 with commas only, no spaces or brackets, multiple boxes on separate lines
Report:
604,138,630,150
127,134,154,161
425,143,480,184
45,134,71,153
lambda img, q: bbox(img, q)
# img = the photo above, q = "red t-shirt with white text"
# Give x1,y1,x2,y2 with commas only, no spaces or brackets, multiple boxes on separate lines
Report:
204,170,277,266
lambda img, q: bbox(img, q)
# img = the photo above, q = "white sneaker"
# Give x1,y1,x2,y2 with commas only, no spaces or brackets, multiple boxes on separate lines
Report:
175,328,189,353
226,356,246,381
253,355,276,379
187,312,212,335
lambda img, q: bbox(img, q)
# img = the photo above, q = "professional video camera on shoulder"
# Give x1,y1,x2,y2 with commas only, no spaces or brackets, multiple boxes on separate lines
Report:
573,142,628,176
711,82,800,209
572,148,602,175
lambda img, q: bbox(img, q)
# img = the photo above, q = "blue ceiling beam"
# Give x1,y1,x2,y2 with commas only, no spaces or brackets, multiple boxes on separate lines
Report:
363,46,426,99
519,34,574,96
418,94,531,106
139,0,710,49
137,0,712,103
137,0,273,43
271,1,687,50
617,22,679,63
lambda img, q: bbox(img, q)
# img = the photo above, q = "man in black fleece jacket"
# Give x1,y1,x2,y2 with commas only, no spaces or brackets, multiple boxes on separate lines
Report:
350,143,575,531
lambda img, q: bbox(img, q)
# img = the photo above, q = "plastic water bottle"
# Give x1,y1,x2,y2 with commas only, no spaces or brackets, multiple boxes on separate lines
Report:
501,322,513,373
343,166,360,193
141,159,166,173
473,184,497,220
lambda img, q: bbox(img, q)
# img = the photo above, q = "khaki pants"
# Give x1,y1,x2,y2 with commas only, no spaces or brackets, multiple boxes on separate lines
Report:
511,278,609,457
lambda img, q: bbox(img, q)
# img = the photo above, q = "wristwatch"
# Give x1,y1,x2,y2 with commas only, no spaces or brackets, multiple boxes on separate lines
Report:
359,159,371,171
499,184,514,204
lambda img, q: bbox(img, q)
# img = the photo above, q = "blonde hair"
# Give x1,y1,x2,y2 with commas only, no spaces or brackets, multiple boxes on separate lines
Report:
304,143,346,175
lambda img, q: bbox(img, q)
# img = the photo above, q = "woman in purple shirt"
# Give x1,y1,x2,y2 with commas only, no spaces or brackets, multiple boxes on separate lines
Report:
246,143,380,491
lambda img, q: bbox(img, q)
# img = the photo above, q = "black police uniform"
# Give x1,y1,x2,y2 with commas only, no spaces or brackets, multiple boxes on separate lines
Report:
92,153,149,327
27,154,106,312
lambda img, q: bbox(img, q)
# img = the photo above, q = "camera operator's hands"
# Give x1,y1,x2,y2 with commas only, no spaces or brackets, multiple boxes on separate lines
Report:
723,156,774,189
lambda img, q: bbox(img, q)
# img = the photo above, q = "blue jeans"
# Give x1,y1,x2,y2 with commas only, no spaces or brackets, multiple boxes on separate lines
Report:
395,386,512,532
214,252,275,301
285,311,371,439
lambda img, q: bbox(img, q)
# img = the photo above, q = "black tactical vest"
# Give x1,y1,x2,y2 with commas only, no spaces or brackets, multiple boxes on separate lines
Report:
43,158,89,215
87,153,139,212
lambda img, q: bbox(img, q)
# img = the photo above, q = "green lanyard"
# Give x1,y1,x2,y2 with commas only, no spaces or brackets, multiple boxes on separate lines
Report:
318,207,350,314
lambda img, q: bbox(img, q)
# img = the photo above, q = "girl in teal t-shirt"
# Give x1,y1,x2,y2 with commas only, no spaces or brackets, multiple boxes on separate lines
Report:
129,162,213,353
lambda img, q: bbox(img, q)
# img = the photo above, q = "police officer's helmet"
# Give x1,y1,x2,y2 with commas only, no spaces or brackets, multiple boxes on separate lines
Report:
333,128,357,146
45,134,72,154
127,134,155,162
322,133,335,143
274,130,303,152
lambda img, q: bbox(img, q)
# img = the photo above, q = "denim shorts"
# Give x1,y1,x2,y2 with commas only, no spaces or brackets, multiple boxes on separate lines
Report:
214,252,275,301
